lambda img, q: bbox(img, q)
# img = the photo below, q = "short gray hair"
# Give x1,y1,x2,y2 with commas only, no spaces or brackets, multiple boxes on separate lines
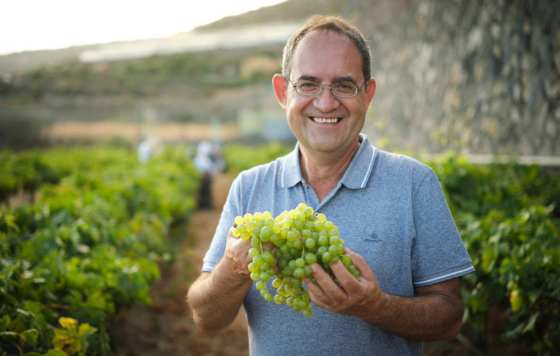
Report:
282,15,372,83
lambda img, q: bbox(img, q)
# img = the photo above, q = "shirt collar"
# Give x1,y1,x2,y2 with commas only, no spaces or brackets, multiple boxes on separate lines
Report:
340,133,377,189
281,143,304,188
281,133,377,189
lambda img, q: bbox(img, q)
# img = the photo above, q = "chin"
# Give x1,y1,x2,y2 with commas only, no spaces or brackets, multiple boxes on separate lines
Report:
307,141,341,153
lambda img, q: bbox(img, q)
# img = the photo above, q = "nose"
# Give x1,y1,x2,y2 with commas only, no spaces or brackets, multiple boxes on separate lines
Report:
312,86,340,112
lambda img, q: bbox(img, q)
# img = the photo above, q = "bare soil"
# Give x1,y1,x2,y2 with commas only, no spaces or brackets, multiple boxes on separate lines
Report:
44,121,241,142
111,174,249,356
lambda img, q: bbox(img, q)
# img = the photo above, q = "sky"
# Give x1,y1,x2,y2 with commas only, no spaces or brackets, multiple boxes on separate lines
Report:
0,0,286,55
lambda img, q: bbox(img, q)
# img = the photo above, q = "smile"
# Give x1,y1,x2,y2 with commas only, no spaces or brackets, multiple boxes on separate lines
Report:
310,117,341,124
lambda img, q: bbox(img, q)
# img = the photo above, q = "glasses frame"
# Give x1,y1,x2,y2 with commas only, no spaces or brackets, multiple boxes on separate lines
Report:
286,77,366,99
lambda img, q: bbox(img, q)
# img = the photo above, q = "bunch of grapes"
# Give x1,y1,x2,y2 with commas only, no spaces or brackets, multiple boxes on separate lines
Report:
231,203,360,316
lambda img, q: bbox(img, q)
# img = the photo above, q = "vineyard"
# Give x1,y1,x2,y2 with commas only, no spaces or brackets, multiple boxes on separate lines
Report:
1,144,559,355
429,156,560,354
1,147,200,355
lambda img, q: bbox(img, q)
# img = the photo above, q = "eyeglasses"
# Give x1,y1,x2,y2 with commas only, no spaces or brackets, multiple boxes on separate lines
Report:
287,78,365,99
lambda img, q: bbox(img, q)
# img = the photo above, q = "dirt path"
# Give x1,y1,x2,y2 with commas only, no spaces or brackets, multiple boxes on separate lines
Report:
112,174,249,356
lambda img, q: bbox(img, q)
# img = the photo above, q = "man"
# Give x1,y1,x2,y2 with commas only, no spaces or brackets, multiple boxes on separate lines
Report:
187,15,474,355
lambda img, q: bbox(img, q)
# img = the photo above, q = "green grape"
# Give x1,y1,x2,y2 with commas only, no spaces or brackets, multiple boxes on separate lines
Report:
341,254,352,266
348,265,361,278
318,234,329,247
329,244,344,256
260,271,272,281
293,267,305,279
304,238,316,249
230,202,361,317
272,277,282,288
270,233,282,246
304,252,317,265
274,294,285,304
260,226,272,241
287,229,299,241
321,251,332,264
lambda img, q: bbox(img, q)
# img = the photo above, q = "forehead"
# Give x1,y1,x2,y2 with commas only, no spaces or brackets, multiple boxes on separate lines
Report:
291,30,363,81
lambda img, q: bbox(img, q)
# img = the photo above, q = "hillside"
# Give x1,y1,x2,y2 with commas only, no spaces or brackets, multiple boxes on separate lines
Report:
0,45,97,76
0,0,401,75
194,0,344,32
0,0,341,76
1,0,557,155
0,0,385,149
194,0,407,33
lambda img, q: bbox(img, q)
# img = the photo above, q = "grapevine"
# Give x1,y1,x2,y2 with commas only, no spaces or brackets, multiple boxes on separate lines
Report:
231,203,360,316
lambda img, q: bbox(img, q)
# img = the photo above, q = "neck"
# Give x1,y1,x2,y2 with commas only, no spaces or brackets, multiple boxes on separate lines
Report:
299,139,360,201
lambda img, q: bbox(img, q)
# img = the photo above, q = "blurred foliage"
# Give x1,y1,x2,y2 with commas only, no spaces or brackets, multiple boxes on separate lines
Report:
0,114,51,149
0,146,199,354
430,155,560,218
0,150,58,201
427,156,560,354
2,48,279,99
52,317,97,356
223,142,292,175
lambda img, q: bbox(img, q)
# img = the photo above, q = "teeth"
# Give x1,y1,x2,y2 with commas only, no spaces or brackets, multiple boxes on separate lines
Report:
312,117,339,124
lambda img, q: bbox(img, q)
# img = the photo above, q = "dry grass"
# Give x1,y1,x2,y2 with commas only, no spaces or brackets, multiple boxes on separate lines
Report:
43,121,241,143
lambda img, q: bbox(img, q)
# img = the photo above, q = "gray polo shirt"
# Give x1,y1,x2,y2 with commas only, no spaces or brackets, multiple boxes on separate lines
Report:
203,134,474,356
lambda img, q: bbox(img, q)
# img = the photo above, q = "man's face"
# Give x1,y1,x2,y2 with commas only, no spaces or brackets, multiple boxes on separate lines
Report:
276,30,376,156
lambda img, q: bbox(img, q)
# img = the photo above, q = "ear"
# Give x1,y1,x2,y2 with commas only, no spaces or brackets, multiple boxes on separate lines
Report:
364,78,377,105
272,73,288,108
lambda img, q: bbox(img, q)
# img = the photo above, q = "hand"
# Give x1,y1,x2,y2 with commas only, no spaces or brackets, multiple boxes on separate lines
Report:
305,248,386,315
224,228,251,277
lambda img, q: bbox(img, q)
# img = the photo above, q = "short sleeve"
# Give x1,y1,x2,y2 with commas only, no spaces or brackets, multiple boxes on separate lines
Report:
411,170,474,287
201,173,244,272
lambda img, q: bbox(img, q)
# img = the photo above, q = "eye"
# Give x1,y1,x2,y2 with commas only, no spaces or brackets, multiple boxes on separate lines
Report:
333,82,357,95
297,81,320,93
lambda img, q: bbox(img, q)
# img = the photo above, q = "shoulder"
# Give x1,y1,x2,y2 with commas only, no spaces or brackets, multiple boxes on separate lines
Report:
374,149,435,184
231,152,291,189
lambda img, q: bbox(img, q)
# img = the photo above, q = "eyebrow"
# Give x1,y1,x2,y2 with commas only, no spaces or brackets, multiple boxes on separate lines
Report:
295,75,358,84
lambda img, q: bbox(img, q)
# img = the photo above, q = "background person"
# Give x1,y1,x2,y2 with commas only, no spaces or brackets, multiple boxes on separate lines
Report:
137,137,158,163
194,140,224,209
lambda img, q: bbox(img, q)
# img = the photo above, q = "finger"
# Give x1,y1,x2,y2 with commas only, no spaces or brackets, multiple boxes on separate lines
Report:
226,234,250,254
305,279,332,309
330,261,362,294
228,227,244,241
305,279,326,301
311,264,347,302
345,248,375,281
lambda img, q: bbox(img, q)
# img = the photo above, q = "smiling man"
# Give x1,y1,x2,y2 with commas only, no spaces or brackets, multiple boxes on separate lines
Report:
187,15,474,355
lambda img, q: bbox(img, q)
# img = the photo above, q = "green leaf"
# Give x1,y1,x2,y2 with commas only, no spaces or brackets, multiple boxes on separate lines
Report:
77,323,97,338
20,328,39,346
522,313,539,334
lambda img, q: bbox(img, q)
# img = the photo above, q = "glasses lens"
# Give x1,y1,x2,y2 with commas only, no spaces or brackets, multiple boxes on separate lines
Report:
296,81,321,96
292,79,360,98
332,82,358,98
